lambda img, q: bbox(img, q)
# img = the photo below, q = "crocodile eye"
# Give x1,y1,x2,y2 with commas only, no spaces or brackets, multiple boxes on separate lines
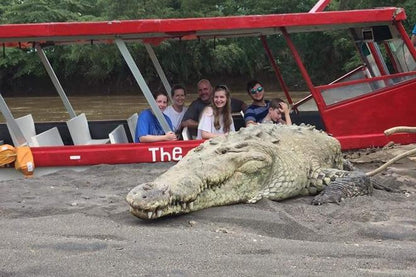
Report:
215,147,229,154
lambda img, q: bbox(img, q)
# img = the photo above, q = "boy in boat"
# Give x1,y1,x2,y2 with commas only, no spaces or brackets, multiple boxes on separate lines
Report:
135,91,177,143
163,84,188,133
244,80,270,126
261,98,292,125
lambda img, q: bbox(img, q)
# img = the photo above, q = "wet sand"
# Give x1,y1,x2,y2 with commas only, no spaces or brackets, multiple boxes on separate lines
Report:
1,143,416,276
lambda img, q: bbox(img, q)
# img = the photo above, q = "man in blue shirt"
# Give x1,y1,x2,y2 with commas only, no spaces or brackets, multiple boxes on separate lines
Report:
244,80,270,126
411,24,416,46
135,91,176,143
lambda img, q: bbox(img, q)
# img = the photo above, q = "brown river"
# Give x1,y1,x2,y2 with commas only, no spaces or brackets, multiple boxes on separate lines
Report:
0,91,310,123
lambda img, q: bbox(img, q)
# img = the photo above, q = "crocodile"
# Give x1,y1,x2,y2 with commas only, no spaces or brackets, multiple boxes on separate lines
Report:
126,123,381,220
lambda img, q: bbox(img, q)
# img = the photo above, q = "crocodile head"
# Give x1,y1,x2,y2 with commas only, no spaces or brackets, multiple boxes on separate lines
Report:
126,125,283,219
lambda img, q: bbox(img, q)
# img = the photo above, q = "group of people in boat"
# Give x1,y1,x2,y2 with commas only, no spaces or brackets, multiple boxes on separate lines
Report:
134,79,292,143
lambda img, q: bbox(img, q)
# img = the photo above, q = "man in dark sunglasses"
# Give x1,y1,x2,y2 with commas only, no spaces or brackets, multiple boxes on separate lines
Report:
244,80,270,126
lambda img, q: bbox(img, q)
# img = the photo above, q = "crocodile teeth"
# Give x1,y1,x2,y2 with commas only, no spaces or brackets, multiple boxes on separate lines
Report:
181,203,186,209
189,202,194,209
147,211,153,219
157,210,162,218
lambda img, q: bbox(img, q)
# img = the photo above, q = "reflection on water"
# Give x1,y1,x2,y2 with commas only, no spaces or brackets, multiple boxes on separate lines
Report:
0,91,309,123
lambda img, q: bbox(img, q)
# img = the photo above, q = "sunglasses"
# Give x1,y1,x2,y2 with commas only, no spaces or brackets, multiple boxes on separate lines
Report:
250,86,264,94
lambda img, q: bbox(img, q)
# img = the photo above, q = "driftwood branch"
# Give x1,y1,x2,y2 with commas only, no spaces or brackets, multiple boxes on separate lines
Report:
366,126,416,176
384,126,416,136
366,148,416,176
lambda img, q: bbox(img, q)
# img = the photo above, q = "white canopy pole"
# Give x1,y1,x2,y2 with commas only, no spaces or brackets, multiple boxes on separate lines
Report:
115,39,171,133
144,43,173,102
0,94,26,146
309,0,331,13
35,44,76,119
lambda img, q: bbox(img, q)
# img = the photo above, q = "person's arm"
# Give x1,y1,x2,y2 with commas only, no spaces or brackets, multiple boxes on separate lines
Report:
412,34,416,47
180,101,199,129
243,106,258,127
136,110,177,142
201,130,221,139
279,102,292,126
245,120,257,126
181,119,199,129
139,132,177,142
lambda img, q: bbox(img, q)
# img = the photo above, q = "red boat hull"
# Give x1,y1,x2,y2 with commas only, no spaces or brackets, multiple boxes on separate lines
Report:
321,79,416,150
30,140,204,167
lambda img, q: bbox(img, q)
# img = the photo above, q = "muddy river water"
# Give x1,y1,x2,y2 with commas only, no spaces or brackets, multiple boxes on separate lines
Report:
0,91,311,123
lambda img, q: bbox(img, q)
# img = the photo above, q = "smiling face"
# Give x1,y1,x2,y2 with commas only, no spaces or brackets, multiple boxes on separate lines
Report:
156,94,168,112
198,80,213,103
248,83,264,102
172,88,186,107
213,89,227,109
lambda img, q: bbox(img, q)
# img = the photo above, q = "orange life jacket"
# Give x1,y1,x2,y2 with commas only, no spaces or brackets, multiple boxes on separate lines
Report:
14,145,35,178
0,144,17,166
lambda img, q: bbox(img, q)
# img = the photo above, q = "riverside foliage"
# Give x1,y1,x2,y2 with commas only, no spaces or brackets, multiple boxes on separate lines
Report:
0,0,415,94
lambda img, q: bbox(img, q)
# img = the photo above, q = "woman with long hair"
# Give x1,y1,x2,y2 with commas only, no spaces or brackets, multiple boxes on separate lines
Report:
197,85,235,139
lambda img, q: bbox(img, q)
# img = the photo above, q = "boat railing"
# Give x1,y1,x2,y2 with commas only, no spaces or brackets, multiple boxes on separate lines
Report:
292,64,369,110
329,65,369,85
315,71,416,107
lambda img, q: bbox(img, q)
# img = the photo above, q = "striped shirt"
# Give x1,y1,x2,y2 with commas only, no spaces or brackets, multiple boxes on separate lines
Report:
244,100,270,124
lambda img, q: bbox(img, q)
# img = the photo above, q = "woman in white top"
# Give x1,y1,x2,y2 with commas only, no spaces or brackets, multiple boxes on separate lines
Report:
164,84,188,132
197,85,235,139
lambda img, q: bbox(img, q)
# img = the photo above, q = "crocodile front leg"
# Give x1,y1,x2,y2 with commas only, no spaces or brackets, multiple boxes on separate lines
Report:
311,171,372,205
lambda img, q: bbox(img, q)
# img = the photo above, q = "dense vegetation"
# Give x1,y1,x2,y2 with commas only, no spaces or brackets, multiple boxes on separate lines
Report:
0,0,415,95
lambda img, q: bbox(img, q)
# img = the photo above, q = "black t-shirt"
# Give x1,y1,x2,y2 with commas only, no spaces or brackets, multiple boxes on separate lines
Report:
181,98,210,122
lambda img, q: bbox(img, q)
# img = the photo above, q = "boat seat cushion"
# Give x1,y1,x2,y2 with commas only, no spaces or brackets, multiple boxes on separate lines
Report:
127,113,138,142
31,127,64,147
66,113,109,145
109,124,129,144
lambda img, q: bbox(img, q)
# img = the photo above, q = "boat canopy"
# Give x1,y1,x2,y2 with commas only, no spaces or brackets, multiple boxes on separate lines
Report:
0,7,407,47
1,3,416,154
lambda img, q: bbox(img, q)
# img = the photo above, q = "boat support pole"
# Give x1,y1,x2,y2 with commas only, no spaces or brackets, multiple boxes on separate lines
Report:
394,21,416,63
0,94,26,146
144,44,172,102
280,27,325,111
309,0,331,13
35,44,76,119
260,36,293,105
115,39,171,133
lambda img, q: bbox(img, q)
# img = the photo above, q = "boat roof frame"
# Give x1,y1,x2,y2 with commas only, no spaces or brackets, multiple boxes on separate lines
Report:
0,4,412,147
0,7,407,46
